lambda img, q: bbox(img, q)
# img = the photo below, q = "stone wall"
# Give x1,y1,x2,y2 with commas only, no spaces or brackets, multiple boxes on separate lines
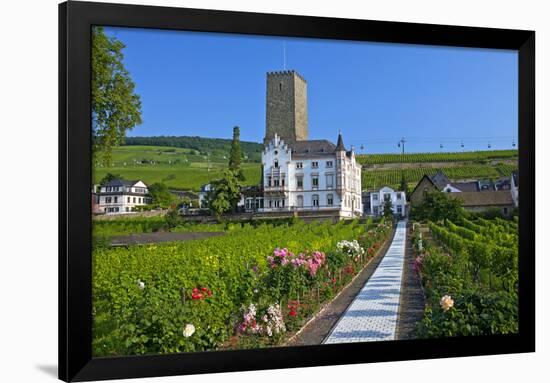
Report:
264,70,308,145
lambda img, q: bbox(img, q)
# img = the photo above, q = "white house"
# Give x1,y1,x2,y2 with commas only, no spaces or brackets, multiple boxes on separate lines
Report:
511,171,519,207
95,179,150,214
259,133,362,218
198,183,214,208
369,186,407,218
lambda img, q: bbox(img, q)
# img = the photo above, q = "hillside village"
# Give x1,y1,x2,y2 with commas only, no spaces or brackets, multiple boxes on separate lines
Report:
92,70,518,219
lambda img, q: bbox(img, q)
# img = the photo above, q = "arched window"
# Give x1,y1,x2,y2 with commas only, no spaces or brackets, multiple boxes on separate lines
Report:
297,195,304,207
327,194,334,206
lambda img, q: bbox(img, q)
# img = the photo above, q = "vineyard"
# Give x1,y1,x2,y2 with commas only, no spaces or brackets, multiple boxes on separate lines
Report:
412,216,518,337
92,216,227,240
92,219,392,355
361,164,517,190
356,149,518,165
94,145,518,191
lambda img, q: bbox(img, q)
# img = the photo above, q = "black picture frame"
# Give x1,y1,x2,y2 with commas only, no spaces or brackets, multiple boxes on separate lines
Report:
59,1,535,381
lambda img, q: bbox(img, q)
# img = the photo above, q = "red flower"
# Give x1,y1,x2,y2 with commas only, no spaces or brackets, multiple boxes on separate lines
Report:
289,308,297,317
191,292,203,300
191,286,212,300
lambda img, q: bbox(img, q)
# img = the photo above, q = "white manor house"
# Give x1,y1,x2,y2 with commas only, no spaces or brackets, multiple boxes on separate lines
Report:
256,70,362,218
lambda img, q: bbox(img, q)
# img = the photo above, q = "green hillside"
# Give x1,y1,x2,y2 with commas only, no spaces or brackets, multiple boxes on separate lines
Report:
93,145,517,192
356,149,518,165
94,145,261,191
361,164,517,190
124,136,263,162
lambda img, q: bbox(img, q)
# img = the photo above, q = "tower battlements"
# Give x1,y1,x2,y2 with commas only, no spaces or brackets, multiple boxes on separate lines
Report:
266,70,307,83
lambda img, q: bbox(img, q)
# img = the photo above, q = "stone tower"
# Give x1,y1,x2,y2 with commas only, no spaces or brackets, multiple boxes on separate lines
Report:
264,70,308,145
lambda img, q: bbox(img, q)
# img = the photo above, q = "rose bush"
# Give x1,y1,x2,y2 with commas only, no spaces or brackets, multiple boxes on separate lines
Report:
93,219,392,356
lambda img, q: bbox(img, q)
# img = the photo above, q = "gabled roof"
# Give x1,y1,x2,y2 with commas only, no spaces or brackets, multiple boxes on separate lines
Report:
450,181,479,192
289,140,336,157
448,190,514,207
429,171,451,190
102,179,140,187
410,174,438,197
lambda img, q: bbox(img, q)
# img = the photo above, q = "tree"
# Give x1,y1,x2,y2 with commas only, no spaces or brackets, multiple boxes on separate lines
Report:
92,26,142,166
383,199,394,219
207,169,242,217
228,126,244,180
411,191,464,222
99,172,123,185
147,182,175,208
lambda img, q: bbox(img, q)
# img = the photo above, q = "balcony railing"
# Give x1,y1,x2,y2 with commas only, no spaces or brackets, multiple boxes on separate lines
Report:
263,185,288,192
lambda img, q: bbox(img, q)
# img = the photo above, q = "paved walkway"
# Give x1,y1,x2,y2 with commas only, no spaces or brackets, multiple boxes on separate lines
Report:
323,220,407,344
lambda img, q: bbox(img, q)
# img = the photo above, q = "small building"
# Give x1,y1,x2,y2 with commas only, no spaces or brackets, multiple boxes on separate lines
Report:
511,171,519,207
95,179,150,214
410,171,450,207
369,186,407,218
198,183,214,208
448,191,515,216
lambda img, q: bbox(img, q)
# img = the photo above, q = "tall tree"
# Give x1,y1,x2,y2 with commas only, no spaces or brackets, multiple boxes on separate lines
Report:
92,26,142,166
228,126,244,180
207,169,242,217
383,199,394,219
411,191,464,222
147,182,176,208
99,172,123,185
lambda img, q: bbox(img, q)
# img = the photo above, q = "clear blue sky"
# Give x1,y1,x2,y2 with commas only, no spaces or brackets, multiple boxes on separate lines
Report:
103,26,518,154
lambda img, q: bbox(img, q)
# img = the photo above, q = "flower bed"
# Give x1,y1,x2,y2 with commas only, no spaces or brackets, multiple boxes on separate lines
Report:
92,219,392,355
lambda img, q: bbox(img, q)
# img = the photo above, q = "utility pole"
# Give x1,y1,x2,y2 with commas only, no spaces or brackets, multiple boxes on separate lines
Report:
398,137,407,195
398,137,406,157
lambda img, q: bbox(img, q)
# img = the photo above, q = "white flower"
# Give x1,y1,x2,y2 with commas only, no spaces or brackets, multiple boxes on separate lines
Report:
137,280,145,290
183,324,195,337
440,295,454,311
